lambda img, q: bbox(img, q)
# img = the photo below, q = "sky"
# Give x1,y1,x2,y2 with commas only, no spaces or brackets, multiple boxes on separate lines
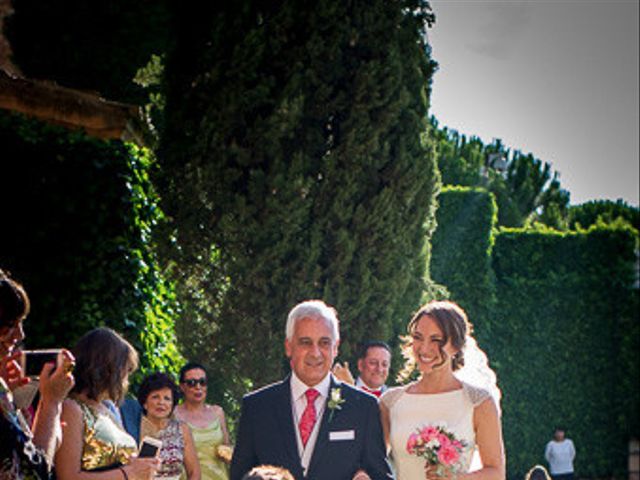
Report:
428,0,639,206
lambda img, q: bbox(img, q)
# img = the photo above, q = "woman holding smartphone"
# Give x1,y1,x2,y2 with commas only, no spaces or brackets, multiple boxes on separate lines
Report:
137,372,200,480
55,327,160,480
0,268,75,479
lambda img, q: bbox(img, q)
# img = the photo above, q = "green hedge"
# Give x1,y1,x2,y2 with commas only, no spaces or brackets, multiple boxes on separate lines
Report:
490,226,638,479
430,186,497,332
0,111,183,381
430,187,639,479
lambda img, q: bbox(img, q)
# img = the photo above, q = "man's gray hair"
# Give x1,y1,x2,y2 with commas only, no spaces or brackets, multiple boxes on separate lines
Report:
285,300,340,341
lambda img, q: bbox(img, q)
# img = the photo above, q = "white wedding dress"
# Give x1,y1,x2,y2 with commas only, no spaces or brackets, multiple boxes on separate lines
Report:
381,383,490,480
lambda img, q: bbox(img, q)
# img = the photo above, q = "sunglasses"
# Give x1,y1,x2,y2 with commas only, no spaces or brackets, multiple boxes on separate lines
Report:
183,378,207,388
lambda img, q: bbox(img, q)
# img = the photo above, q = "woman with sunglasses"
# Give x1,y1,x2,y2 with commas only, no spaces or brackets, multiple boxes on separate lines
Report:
174,363,230,480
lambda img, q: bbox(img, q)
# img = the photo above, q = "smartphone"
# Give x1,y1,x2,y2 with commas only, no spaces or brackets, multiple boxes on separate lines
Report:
21,349,62,377
138,436,162,458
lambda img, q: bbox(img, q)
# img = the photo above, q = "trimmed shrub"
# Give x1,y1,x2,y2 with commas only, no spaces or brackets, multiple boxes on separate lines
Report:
490,226,638,479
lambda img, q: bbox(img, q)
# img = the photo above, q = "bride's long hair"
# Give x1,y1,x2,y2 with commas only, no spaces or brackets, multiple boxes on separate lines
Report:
397,300,501,409
397,300,471,381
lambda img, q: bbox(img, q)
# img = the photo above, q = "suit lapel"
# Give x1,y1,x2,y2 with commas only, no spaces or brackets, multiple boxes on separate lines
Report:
306,376,341,478
274,376,305,479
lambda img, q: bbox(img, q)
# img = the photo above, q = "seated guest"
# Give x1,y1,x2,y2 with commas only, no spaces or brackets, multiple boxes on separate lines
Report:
332,340,392,397
241,465,294,480
174,362,231,480
0,268,75,479
55,327,160,479
137,372,200,480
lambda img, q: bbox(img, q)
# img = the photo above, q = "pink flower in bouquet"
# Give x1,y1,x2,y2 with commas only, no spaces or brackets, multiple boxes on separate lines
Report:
407,433,419,454
437,433,451,448
437,444,461,466
406,424,467,474
420,426,439,443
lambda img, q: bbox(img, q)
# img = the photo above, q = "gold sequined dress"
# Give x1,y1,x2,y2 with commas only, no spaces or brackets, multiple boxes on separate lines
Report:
73,398,137,471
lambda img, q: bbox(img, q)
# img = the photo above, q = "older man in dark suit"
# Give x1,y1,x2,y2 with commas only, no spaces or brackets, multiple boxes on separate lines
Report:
230,300,394,480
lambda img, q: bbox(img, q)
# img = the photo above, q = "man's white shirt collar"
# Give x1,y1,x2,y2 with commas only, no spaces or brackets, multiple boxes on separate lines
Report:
290,370,331,401
355,376,382,392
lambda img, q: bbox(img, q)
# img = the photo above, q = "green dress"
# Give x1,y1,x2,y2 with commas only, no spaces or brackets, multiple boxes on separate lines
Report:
185,418,229,480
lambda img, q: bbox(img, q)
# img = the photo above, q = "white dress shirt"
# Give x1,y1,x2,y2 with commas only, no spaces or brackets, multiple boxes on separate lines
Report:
355,376,386,395
290,372,331,474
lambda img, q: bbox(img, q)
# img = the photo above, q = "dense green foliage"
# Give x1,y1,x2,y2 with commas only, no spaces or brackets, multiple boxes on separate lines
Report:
430,186,497,326
157,0,440,402
568,199,640,231
431,118,570,228
490,226,638,479
0,111,182,380
6,0,171,104
431,187,639,479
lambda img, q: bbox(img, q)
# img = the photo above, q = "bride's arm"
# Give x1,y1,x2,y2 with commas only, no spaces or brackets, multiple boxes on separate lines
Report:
463,398,505,480
379,401,391,453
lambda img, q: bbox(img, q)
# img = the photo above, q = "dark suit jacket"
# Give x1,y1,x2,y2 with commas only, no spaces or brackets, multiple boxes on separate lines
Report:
230,375,394,480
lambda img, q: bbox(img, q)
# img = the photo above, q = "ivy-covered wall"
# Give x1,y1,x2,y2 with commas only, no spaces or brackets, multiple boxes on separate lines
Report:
0,111,183,380
431,187,639,479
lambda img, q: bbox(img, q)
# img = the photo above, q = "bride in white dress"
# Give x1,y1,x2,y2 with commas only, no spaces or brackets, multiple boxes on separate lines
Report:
380,301,505,480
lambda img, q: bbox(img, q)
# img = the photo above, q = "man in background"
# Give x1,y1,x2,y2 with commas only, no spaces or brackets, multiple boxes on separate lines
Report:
333,341,391,398
545,427,576,480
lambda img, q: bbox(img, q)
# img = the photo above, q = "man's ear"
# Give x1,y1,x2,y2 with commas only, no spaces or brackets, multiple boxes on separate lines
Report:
357,358,365,374
284,338,292,358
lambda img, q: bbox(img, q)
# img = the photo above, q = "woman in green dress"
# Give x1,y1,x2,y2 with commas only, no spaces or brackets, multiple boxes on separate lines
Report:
174,363,230,480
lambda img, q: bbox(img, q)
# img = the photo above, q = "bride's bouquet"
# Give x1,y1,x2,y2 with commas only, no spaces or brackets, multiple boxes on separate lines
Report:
406,425,467,476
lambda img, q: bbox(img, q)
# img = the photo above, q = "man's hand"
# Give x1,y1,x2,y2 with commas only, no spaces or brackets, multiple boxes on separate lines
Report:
332,361,355,385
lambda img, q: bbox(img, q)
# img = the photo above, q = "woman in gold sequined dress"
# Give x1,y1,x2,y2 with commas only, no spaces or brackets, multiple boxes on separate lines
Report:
55,327,160,480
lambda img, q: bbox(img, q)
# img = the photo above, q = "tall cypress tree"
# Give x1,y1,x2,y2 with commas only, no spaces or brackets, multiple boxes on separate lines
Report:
157,0,439,397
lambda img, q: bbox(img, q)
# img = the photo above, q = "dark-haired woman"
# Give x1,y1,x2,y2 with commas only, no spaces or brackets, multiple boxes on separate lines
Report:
1,268,75,479
55,327,160,479
137,372,200,480
380,301,505,480
174,363,230,480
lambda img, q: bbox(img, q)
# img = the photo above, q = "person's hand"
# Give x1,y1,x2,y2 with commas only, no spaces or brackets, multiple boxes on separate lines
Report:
123,456,161,480
332,361,355,385
425,464,458,480
353,469,371,480
1,349,30,390
38,349,75,405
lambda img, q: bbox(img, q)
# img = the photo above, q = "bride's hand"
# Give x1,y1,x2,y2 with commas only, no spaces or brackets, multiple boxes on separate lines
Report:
425,464,458,480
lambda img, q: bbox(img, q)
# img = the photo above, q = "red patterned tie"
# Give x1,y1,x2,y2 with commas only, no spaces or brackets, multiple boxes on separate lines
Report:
362,386,382,398
299,388,320,447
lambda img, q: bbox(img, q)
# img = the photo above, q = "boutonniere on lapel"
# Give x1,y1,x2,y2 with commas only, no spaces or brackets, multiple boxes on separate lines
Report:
327,387,346,422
